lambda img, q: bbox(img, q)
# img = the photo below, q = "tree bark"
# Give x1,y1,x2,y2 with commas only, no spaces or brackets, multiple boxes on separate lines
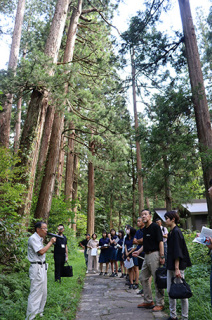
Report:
131,48,144,212
17,0,70,220
55,134,65,196
34,0,83,220
0,0,26,148
64,122,75,201
87,135,95,235
163,155,172,211
34,105,55,195
178,0,212,227
72,154,79,232
34,112,64,220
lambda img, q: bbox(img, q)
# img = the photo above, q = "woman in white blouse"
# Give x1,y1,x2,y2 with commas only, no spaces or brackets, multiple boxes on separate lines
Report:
87,233,99,273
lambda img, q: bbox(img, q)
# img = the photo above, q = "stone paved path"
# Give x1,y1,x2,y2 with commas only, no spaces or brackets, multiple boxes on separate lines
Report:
75,273,168,320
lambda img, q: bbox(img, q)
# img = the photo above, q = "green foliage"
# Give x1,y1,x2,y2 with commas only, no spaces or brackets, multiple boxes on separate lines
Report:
0,250,86,319
0,147,27,267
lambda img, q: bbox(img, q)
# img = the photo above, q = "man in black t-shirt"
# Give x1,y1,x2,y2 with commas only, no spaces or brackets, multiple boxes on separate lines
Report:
54,224,68,283
137,210,165,312
79,234,90,270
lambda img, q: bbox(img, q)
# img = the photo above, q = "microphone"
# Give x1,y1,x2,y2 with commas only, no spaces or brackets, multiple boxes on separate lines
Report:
47,232,63,239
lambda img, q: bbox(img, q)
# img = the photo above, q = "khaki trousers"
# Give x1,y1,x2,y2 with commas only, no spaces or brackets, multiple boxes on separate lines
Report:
26,263,47,320
87,250,98,272
140,251,164,306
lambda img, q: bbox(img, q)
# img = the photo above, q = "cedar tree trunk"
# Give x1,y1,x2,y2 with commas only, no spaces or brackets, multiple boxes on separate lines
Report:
17,0,69,219
178,0,212,226
131,48,144,212
0,0,26,148
87,137,95,235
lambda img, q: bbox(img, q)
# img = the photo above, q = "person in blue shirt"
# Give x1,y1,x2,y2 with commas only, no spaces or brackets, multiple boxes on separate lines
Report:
116,230,126,278
98,231,110,276
125,227,137,289
108,229,118,277
133,217,145,292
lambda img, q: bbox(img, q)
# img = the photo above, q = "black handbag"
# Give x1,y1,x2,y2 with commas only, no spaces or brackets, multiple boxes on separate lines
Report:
61,263,73,277
155,266,167,289
169,276,192,299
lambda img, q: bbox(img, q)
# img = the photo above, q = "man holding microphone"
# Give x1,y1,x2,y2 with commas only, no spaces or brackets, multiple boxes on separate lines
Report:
26,221,56,320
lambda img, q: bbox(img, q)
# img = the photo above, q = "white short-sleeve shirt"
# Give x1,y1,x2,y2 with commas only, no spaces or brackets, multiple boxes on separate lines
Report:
27,232,46,263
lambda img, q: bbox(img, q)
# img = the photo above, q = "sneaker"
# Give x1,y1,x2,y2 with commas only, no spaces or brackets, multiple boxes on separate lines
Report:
137,302,155,309
110,272,115,277
114,273,118,277
133,284,139,289
99,272,103,276
120,274,125,278
137,289,143,295
104,272,108,276
152,305,164,312
128,284,133,289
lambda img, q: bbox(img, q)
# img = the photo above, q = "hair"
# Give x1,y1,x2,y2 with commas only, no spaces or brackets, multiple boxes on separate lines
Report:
129,227,137,239
110,228,116,235
118,230,124,239
141,209,151,215
102,230,108,237
164,211,180,224
125,224,131,229
92,233,97,239
35,221,46,231
155,218,161,222
137,216,142,220
58,224,64,228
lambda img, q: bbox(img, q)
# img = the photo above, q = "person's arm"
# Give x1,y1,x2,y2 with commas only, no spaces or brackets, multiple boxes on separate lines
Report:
79,242,85,249
136,238,143,245
159,241,165,265
66,244,68,261
175,258,181,277
38,237,56,255
132,246,143,257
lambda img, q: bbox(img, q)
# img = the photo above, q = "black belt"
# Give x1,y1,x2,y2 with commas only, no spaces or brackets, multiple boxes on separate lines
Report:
145,250,158,254
31,261,46,265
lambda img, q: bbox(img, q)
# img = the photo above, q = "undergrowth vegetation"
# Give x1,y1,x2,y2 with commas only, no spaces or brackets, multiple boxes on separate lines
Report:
0,231,86,320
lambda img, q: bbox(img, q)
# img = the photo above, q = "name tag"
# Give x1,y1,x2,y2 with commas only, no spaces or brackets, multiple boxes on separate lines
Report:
61,244,65,248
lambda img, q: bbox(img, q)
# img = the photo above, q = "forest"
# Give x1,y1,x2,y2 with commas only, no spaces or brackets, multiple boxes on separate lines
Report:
0,0,212,319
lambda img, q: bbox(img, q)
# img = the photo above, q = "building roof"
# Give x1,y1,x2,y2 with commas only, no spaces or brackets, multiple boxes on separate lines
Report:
181,199,207,215
154,208,167,221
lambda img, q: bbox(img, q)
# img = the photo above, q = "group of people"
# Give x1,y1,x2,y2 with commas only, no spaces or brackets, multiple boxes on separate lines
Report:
80,210,191,320
25,178,212,320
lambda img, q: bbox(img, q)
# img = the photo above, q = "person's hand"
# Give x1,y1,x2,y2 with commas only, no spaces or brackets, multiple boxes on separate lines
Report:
50,237,56,244
159,257,165,265
132,251,139,257
65,255,68,262
207,237,212,249
108,233,111,238
175,268,181,278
